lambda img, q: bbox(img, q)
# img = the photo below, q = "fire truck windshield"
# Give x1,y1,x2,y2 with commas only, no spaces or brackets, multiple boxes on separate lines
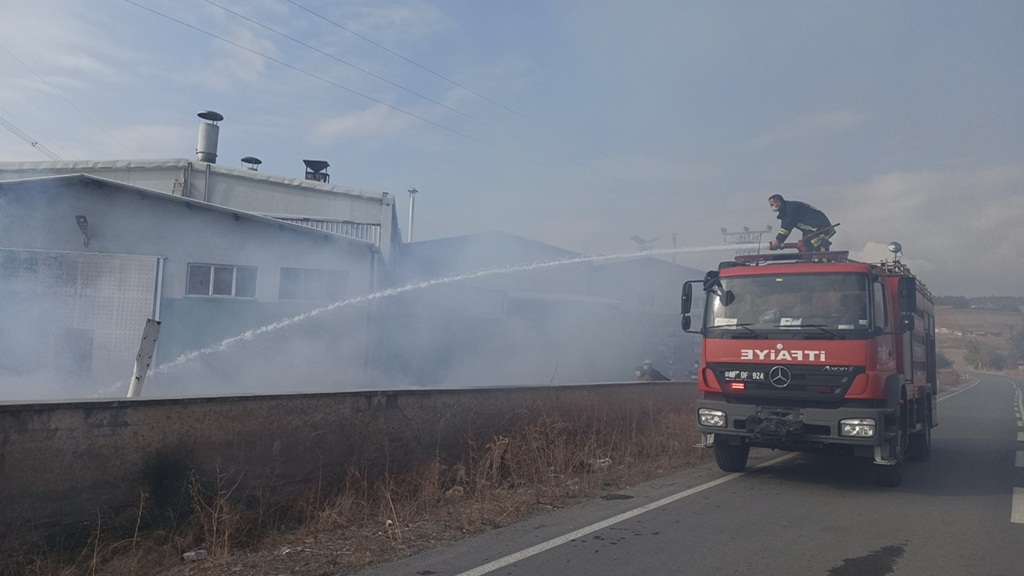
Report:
705,273,870,339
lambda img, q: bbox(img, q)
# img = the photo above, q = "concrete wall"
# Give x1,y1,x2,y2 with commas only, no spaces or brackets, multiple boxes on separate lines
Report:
0,382,698,538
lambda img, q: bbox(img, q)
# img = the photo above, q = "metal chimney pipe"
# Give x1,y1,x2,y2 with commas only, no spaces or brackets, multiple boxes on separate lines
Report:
196,110,224,163
407,188,418,242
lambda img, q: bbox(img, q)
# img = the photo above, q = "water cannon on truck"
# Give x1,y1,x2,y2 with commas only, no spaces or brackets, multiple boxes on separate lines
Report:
680,241,937,487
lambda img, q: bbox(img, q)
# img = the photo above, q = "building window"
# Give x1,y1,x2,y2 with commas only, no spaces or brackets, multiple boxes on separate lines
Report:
187,263,257,297
279,267,347,301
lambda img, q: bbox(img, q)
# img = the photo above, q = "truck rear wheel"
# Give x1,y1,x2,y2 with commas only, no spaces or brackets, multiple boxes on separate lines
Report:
714,437,750,472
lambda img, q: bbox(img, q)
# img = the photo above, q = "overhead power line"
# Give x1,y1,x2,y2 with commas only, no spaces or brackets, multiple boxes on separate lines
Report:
0,112,63,161
203,0,626,186
123,0,615,192
0,41,138,158
286,0,674,189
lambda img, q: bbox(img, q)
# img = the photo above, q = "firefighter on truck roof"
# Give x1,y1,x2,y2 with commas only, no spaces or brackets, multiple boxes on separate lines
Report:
767,194,836,252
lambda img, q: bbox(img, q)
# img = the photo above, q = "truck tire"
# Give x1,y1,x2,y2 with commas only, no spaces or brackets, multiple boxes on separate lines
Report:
907,402,932,462
874,460,903,487
874,401,908,487
714,437,750,472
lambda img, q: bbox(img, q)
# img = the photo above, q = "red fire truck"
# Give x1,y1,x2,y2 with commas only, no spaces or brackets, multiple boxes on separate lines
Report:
681,242,937,486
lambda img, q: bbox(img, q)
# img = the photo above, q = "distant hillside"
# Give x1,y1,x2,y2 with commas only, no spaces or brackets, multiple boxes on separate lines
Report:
934,295,1024,311
936,306,1023,372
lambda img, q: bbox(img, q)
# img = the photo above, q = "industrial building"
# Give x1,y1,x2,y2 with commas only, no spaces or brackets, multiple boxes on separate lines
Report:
0,112,698,400
0,172,393,398
385,232,698,387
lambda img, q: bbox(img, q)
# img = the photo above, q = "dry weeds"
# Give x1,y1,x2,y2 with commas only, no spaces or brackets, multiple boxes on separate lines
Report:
6,368,973,575
0,405,706,576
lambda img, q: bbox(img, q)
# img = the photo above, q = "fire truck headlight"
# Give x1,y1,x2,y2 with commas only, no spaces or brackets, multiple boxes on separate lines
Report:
839,418,876,438
698,408,727,428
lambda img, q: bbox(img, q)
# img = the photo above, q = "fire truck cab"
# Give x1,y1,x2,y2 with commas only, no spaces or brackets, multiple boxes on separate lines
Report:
681,244,936,487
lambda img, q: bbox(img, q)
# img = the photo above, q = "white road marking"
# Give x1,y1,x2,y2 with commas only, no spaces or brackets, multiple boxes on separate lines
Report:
453,453,795,576
1017,383,1024,421
1012,381,1024,524
1013,488,1024,524
938,379,979,402
455,377,1014,575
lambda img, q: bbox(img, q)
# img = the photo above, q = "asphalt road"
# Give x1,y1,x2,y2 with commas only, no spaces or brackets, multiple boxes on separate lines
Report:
357,372,1024,576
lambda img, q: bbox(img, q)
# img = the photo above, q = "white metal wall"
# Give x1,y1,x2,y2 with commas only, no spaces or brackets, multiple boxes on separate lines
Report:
0,249,157,399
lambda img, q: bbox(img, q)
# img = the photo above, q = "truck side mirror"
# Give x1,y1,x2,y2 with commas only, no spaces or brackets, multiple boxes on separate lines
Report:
681,280,701,334
719,289,735,307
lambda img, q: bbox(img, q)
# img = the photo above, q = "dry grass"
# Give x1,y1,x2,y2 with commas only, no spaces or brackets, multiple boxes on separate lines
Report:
0,404,706,576
936,305,1023,371
1,307,1004,574
3,307,996,576
937,368,966,392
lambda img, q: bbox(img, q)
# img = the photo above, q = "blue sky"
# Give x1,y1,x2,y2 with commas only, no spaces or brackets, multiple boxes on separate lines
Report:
2,0,1023,296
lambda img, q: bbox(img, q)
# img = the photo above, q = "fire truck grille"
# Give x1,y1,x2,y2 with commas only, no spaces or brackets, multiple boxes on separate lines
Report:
709,363,865,406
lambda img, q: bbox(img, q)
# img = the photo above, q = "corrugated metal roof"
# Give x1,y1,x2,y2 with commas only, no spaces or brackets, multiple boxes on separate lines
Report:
0,159,390,202
274,218,380,245
0,174,381,251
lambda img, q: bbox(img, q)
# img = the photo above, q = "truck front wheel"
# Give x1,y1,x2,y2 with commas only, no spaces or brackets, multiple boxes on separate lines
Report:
874,404,908,487
907,400,932,462
873,460,903,487
714,436,750,472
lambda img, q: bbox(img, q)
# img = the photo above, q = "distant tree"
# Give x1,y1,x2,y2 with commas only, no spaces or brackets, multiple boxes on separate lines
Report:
936,351,953,370
982,296,1024,311
963,339,981,369
1013,325,1024,360
962,338,992,370
935,296,970,308
961,338,1013,371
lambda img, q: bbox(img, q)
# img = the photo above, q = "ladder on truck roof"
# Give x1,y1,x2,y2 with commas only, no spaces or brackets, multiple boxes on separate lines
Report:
733,223,845,265
734,250,850,265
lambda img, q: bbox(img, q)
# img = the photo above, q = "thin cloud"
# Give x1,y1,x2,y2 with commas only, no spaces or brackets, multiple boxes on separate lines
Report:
0,3,120,86
310,104,417,144
837,165,1024,295
333,1,455,46
2,1,1023,297
750,109,868,148
200,27,278,91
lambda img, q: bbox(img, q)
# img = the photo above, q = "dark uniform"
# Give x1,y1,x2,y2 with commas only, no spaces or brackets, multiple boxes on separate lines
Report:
635,361,670,381
773,199,835,252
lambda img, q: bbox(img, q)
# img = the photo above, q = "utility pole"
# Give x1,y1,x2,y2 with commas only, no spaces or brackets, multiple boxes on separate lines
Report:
721,225,773,256
407,188,418,242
